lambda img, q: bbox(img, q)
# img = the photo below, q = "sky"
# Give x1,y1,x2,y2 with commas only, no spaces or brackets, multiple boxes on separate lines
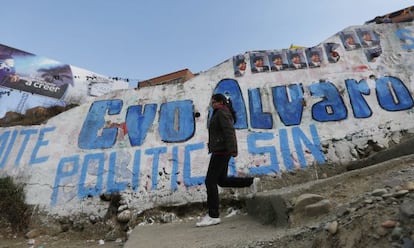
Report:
1,1,412,85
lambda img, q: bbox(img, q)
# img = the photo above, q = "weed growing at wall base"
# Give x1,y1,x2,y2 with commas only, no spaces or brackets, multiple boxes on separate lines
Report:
0,176,30,232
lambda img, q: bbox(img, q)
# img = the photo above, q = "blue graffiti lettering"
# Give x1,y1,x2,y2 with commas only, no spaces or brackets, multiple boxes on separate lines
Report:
395,28,414,50
29,126,55,165
292,124,325,168
51,155,80,205
248,88,273,129
0,130,18,168
228,157,237,177
52,123,323,204
279,128,293,171
309,81,348,121
131,149,141,191
159,100,195,142
345,79,372,118
145,147,167,191
171,146,179,191
79,100,196,149
212,79,248,129
77,76,414,150
107,151,129,193
376,76,414,111
18,129,38,164
247,124,324,174
14,130,28,166
272,84,304,126
78,153,105,198
126,104,157,146
0,127,54,168
183,142,205,187
78,100,122,149
52,144,204,204
247,132,279,175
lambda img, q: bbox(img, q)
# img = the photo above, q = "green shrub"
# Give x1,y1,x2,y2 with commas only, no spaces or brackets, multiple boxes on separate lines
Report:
0,177,30,232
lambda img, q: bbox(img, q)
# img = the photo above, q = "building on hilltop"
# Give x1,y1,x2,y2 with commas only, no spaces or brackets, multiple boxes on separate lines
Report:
366,6,414,24
137,68,195,88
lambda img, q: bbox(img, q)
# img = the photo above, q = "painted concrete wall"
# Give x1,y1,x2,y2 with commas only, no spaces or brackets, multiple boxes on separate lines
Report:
1,20,414,217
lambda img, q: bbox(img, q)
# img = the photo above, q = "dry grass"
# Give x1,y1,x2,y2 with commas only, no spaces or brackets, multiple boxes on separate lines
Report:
0,177,30,233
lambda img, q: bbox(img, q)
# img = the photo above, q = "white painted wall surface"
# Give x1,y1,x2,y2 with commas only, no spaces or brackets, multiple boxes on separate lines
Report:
0,21,414,217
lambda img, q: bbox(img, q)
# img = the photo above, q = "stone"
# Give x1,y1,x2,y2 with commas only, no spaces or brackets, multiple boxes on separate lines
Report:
117,210,132,223
325,221,338,234
304,199,332,217
45,223,64,236
294,193,325,212
371,188,388,196
246,194,289,227
105,226,125,242
400,199,414,223
382,193,393,198
394,190,409,198
25,229,43,239
403,181,414,191
61,224,70,232
402,237,414,248
381,220,398,228
377,226,389,236
118,204,128,212
391,226,403,240
72,219,86,232
335,204,350,217
160,213,177,223
89,215,97,224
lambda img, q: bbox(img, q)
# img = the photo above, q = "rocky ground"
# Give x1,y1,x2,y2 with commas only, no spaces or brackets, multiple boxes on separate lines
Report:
258,156,414,248
123,154,414,248
2,154,414,247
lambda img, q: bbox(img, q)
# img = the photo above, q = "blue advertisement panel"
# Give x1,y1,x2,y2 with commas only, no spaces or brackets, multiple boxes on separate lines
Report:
0,44,72,99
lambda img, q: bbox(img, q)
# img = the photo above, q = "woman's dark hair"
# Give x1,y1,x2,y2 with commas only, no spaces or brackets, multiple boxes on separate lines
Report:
212,93,237,123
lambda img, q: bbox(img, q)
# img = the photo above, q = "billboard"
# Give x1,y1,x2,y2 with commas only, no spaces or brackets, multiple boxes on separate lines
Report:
0,44,128,118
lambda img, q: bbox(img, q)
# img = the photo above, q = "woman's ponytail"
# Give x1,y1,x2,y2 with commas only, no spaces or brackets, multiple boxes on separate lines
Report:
226,98,237,124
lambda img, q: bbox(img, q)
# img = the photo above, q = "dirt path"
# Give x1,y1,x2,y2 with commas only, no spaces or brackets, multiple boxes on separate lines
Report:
124,214,287,248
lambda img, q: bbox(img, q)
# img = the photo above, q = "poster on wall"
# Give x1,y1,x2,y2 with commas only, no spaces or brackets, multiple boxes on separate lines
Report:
306,47,323,68
288,48,307,70
268,50,289,72
250,52,270,73
233,54,247,77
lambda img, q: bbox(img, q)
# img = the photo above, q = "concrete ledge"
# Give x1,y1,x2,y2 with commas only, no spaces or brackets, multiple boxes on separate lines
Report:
246,194,289,227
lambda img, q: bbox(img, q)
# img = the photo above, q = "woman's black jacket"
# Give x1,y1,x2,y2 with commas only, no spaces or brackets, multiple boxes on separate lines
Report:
208,107,237,154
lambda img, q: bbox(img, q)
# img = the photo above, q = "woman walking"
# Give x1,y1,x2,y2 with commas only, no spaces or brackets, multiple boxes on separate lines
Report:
196,93,259,227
